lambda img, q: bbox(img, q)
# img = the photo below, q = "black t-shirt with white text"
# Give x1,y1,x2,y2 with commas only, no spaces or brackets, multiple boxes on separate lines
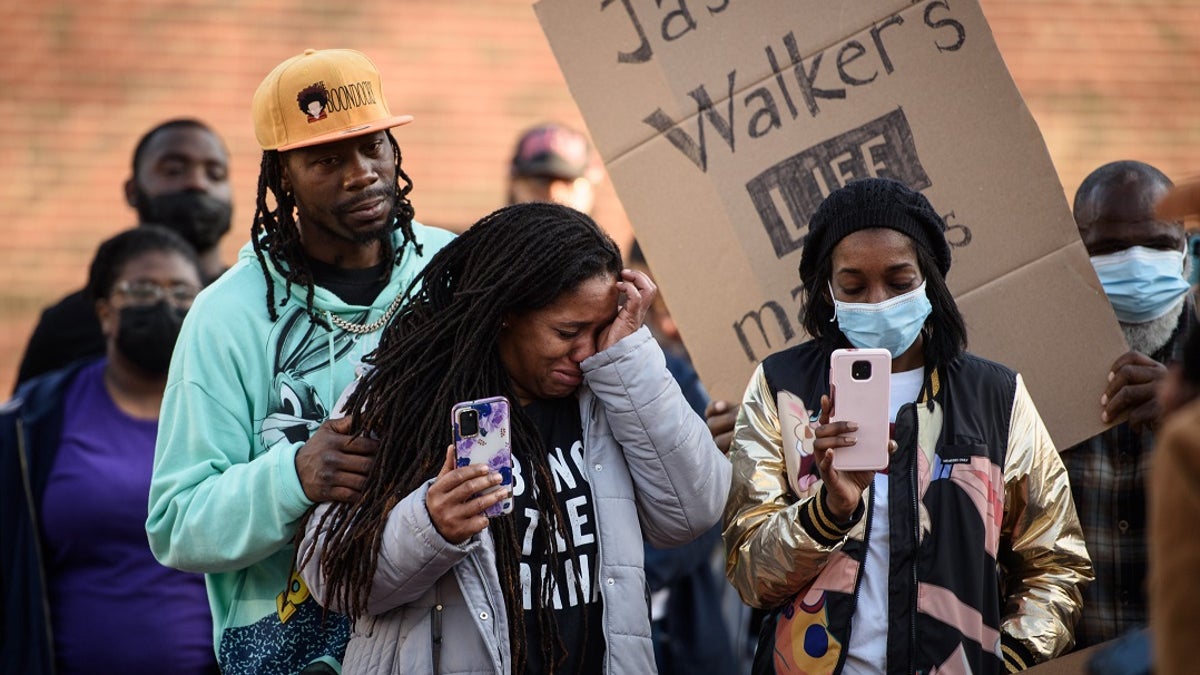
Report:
515,396,605,675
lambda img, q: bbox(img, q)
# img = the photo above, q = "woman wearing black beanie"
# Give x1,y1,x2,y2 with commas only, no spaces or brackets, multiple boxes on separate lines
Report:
724,178,1093,674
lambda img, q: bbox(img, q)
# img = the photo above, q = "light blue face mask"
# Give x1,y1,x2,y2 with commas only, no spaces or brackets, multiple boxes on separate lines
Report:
1090,246,1189,324
831,281,933,358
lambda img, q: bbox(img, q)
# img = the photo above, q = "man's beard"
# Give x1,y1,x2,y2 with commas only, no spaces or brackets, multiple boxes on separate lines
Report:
1122,296,1185,356
316,218,392,245
1120,253,1192,356
324,185,398,244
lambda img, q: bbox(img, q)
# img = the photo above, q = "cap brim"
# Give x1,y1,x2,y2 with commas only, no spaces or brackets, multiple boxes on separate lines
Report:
1157,178,1200,222
277,114,414,152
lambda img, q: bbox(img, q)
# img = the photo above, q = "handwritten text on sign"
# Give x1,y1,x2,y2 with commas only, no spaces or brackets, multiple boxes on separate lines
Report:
606,2,966,174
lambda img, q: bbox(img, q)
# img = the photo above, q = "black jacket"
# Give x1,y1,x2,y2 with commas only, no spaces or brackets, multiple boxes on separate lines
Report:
1,359,92,675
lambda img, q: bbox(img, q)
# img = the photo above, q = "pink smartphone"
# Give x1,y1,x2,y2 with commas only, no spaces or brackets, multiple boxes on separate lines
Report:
828,348,891,471
451,396,514,517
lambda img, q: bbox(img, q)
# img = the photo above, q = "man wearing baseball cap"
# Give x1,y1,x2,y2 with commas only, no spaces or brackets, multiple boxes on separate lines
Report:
147,49,454,674
507,122,598,214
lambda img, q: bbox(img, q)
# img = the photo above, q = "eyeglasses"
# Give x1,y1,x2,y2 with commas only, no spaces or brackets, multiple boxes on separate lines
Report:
113,279,200,307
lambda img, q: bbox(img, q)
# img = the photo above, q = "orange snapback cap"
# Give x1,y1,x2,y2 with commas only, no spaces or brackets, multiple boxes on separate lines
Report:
252,48,412,152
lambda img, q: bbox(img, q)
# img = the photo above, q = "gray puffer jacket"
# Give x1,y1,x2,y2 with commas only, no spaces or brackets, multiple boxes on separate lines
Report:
300,327,730,674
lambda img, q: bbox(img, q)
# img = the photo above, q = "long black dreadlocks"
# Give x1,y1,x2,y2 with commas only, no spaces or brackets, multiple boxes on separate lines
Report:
250,129,419,327
311,201,623,673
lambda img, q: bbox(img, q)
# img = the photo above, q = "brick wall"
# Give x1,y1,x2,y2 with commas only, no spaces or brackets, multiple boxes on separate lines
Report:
986,0,1200,195
3,0,1199,391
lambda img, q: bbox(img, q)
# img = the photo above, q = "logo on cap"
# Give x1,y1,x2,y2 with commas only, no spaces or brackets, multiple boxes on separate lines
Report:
297,83,329,123
296,79,379,125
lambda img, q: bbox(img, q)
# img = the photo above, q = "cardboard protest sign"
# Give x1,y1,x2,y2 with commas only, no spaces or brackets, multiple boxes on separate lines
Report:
535,0,1128,448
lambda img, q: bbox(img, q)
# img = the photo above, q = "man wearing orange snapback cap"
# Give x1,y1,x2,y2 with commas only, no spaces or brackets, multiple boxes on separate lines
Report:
147,49,454,674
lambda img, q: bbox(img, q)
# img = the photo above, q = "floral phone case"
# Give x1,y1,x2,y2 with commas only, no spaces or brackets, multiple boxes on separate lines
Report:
451,396,514,517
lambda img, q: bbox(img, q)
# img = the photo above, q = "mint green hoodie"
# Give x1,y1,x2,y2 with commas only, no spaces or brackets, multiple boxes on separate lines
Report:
147,223,454,674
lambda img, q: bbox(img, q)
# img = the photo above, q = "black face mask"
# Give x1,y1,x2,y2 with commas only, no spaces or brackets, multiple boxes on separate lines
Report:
115,303,187,376
136,190,233,251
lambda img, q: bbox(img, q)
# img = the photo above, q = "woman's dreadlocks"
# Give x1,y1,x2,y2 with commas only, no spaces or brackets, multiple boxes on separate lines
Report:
310,202,622,673
250,129,419,327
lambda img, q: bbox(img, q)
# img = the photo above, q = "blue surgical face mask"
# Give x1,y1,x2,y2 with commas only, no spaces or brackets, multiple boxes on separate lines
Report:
1090,246,1189,324
831,280,933,359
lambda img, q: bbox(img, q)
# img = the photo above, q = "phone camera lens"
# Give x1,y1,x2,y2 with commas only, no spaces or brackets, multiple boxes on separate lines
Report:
851,360,872,380
459,409,480,437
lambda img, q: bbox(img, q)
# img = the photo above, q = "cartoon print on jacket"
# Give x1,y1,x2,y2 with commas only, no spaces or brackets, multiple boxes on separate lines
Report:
258,308,363,448
217,586,349,675
779,391,820,495
222,306,368,674
773,552,858,674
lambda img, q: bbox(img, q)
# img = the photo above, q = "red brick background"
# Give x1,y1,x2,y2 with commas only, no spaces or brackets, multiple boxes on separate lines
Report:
3,0,1199,391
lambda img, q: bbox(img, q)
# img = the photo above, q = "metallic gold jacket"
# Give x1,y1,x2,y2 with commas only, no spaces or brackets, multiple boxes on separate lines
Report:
724,345,1092,673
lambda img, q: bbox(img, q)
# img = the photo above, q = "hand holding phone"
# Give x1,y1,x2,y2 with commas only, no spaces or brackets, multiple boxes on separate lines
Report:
828,348,891,471
451,396,514,517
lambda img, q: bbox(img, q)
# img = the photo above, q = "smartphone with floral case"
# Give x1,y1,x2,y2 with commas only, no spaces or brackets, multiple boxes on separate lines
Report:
451,396,514,517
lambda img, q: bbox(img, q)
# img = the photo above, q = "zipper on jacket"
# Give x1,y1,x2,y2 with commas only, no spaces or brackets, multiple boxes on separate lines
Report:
906,371,937,675
16,418,58,675
579,393,610,675
909,408,919,675
832,477,875,674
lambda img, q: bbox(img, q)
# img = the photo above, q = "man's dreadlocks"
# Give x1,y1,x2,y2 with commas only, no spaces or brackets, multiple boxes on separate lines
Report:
310,202,623,673
250,129,419,327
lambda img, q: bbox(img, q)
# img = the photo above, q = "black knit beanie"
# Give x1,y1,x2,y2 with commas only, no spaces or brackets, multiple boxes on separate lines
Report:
798,178,952,288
